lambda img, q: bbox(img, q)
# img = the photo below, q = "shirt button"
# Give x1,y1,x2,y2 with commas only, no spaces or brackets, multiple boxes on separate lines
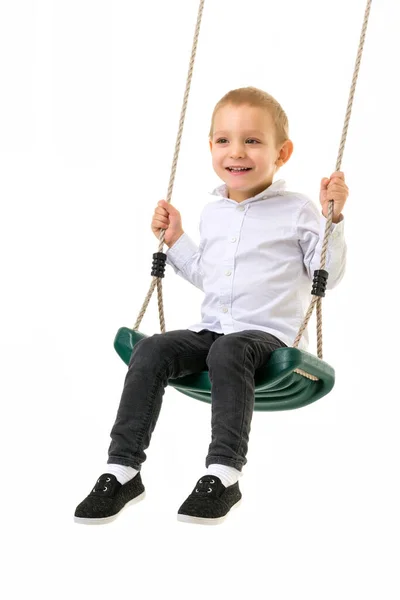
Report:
237,205,245,211
225,270,232,276
230,237,237,243
221,307,228,313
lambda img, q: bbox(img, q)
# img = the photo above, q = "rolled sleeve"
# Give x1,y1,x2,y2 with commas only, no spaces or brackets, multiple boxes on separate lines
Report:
165,233,204,290
165,233,199,271
319,212,345,242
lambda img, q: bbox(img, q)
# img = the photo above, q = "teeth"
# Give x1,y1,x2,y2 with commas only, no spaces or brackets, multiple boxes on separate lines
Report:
229,167,249,171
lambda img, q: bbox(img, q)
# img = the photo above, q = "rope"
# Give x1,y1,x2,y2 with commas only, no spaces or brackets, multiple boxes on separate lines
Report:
132,0,372,378
133,0,205,333
293,0,372,361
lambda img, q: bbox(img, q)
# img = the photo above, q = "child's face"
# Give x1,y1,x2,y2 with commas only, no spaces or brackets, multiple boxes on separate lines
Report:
209,104,291,202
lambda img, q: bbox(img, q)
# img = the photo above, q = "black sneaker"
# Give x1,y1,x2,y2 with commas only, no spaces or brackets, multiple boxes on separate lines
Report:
74,472,145,524
177,475,242,525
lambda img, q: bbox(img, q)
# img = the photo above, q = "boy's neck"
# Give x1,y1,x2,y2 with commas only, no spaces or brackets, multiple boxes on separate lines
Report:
227,179,273,203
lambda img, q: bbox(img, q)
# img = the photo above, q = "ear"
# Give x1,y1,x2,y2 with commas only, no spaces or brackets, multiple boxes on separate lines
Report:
276,139,294,167
209,138,213,152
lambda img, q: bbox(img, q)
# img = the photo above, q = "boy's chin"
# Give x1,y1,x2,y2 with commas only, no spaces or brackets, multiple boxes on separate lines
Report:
224,178,257,190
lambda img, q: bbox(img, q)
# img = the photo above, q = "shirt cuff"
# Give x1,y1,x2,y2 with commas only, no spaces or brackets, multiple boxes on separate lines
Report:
165,232,200,271
320,213,345,242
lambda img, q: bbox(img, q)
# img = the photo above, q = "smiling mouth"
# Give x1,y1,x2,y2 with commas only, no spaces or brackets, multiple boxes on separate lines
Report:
226,167,252,173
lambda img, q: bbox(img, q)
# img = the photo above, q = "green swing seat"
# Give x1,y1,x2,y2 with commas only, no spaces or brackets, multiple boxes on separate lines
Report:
114,327,335,411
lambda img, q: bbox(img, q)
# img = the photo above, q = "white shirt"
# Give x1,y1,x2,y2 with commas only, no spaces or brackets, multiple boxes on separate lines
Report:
165,179,346,350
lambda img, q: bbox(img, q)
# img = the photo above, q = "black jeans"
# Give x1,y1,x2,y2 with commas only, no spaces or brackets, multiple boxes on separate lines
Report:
107,328,286,472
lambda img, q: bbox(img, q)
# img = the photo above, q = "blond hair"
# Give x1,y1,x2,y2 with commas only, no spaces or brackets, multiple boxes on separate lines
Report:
208,86,289,147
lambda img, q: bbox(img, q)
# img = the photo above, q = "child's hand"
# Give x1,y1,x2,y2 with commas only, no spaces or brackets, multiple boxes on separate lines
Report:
320,171,349,223
151,200,184,248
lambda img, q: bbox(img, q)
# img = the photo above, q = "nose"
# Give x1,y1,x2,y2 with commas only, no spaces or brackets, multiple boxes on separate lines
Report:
231,146,246,158
230,143,246,159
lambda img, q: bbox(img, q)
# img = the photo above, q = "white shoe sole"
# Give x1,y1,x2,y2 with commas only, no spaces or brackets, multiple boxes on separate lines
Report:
177,498,242,525
74,490,146,525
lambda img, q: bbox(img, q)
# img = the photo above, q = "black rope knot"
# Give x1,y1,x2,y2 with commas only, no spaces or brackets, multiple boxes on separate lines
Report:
151,252,167,278
312,269,329,297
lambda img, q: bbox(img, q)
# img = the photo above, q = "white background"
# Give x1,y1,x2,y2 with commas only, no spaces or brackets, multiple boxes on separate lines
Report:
1,0,399,598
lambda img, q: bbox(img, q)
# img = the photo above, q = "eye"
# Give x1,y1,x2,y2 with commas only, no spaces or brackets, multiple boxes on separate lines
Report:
215,138,260,144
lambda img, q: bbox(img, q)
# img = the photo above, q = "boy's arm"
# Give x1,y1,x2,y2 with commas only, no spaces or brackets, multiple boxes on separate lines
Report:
297,200,346,289
165,209,205,291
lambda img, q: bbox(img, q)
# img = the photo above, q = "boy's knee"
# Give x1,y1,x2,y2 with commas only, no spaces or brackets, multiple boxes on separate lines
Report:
129,334,171,365
206,335,243,366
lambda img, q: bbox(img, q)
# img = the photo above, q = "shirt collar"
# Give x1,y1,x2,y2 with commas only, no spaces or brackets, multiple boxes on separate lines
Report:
208,178,287,204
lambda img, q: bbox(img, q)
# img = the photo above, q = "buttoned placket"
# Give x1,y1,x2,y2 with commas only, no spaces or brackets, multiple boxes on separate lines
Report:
218,202,248,329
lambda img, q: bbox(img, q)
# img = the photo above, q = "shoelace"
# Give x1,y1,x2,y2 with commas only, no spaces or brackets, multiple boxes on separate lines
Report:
92,476,112,494
195,476,216,495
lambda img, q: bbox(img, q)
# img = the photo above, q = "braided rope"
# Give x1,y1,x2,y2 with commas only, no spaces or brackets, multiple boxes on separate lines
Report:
132,0,372,385
293,0,372,364
295,369,319,382
133,0,205,333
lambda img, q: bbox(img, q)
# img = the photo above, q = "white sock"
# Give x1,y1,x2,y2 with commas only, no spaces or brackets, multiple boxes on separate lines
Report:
206,464,242,488
105,464,139,485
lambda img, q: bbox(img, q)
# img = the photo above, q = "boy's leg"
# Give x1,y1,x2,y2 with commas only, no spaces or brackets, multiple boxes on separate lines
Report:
176,330,286,524
205,329,287,471
107,328,221,471
75,328,222,524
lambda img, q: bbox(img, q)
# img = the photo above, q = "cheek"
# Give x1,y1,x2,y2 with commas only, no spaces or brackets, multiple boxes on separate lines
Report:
212,153,223,169
254,154,270,168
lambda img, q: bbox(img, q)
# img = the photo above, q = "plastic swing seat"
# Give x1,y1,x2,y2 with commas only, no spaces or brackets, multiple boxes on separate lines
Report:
114,327,335,411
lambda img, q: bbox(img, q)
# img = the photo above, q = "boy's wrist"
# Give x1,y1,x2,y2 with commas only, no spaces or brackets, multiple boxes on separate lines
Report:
167,231,184,248
322,210,343,224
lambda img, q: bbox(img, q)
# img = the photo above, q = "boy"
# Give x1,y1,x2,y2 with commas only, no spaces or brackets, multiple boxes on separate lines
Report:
75,87,348,525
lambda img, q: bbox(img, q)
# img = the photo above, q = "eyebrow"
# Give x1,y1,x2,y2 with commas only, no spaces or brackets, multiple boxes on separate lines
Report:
213,130,265,136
